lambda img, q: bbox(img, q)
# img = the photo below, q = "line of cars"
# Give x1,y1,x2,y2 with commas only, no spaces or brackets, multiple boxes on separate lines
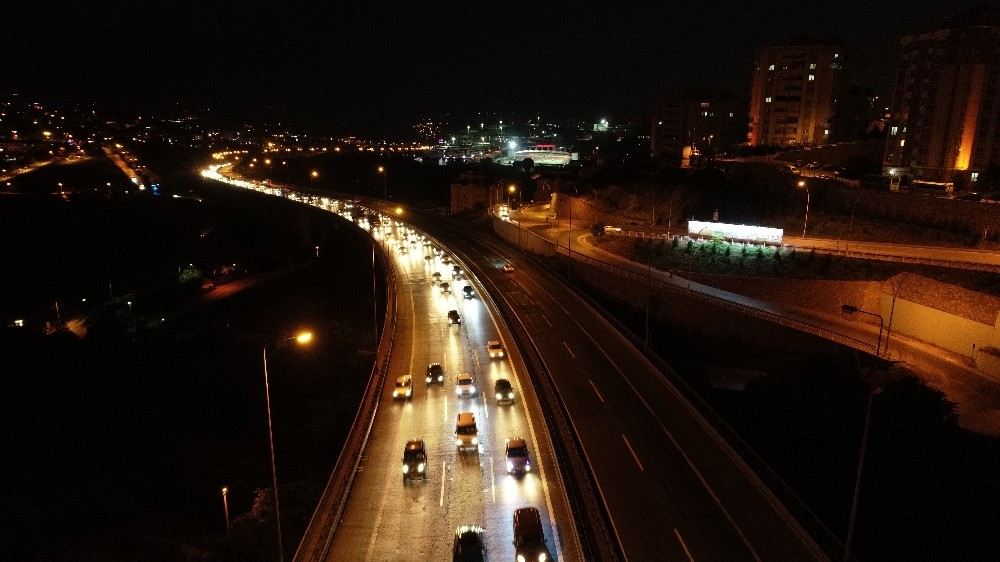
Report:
379,216,553,562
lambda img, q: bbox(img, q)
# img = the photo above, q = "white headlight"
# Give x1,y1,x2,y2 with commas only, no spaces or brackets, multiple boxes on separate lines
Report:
403,465,409,474
526,462,531,471
417,462,425,472
471,437,478,445
496,393,503,400
508,392,514,399
539,554,547,562
517,556,526,562
506,461,514,472
426,376,431,382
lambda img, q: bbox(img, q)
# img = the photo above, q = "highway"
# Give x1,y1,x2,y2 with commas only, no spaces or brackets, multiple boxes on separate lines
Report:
203,164,827,561
201,166,580,561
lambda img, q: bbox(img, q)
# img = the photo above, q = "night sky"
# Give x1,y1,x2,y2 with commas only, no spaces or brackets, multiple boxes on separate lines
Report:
3,1,984,131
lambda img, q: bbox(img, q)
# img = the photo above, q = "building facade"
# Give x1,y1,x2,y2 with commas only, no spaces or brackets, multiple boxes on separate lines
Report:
650,90,741,159
748,43,842,146
883,16,1000,185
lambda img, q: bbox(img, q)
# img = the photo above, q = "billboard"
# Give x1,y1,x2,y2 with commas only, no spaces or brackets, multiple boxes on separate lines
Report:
688,220,783,245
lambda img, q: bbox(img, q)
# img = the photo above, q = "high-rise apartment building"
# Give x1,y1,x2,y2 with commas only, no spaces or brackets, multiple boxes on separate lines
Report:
748,42,842,146
883,12,1000,185
650,89,741,159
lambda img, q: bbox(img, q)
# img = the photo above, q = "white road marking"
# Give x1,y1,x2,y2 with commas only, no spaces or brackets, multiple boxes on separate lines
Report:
588,379,605,403
444,392,449,423
540,313,554,327
562,341,576,359
490,456,496,503
622,434,644,471
440,462,447,507
675,528,695,562
482,392,489,419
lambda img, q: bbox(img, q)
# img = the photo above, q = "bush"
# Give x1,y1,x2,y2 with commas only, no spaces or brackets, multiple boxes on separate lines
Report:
755,247,765,260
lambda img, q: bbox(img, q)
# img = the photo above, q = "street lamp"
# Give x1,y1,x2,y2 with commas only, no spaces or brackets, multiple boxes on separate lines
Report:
221,486,231,533
262,330,314,562
310,170,319,179
377,165,388,199
507,184,516,205
841,304,884,357
883,273,911,359
844,385,882,562
798,180,810,238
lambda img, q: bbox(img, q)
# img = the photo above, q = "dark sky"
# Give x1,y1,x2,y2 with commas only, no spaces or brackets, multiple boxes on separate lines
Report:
3,1,984,132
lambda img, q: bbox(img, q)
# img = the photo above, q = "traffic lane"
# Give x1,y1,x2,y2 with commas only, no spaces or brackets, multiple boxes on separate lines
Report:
514,263,821,561
508,282,752,562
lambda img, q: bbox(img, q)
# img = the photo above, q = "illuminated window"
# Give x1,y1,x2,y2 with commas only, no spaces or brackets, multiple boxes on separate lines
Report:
809,63,816,69
765,97,772,103
834,53,840,58
890,126,898,135
971,172,979,182
900,139,906,147
700,102,710,108
808,75,815,81
824,129,829,135
768,64,775,71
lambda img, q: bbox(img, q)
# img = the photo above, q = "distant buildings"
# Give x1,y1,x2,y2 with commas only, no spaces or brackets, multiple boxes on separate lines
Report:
747,42,842,146
650,90,741,160
883,11,1000,185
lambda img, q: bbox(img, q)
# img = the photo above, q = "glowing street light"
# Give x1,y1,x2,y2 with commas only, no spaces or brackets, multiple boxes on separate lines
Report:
262,330,314,562
377,166,388,199
221,486,231,532
310,170,319,179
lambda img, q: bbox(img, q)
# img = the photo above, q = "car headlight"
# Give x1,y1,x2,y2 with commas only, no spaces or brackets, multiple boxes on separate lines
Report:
417,462,425,473
470,385,475,393
499,351,504,357
437,375,443,381
517,555,526,562
506,461,514,472
406,388,412,396
426,376,432,382
456,438,463,446
508,392,515,399
539,554,547,562
471,437,478,445
525,462,531,471
496,392,502,400
403,465,409,474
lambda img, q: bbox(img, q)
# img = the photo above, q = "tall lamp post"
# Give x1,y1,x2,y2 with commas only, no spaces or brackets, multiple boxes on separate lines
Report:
841,304,884,357
221,486,231,533
844,385,881,562
883,273,911,360
798,180,810,238
377,165,388,200
262,330,313,562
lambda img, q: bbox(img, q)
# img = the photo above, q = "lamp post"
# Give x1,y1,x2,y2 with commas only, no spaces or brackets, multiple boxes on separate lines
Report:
377,166,388,200
798,180,810,238
262,330,313,562
221,486,231,533
883,273,910,360
507,183,516,206
844,386,881,562
841,304,884,357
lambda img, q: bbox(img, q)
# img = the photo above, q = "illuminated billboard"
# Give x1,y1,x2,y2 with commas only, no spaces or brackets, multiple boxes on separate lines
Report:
688,220,783,245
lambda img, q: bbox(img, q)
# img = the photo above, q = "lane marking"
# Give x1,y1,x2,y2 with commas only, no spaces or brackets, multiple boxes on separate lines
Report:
562,341,576,359
674,528,695,562
622,434,644,472
440,462,447,507
540,313,554,328
482,391,489,419
588,379,605,403
521,273,762,561
490,456,496,503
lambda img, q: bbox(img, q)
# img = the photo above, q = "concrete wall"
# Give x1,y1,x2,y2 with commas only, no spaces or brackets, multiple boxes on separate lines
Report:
687,274,881,321
492,216,557,257
879,295,999,359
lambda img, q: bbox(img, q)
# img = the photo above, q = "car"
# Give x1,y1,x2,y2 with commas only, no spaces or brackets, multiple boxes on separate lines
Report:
432,271,442,283
487,339,504,359
442,255,453,265
513,507,552,562
424,255,433,262
505,437,531,475
462,285,475,299
448,310,461,325
399,246,408,255
392,375,413,400
500,263,515,273
452,525,486,562
451,265,462,279
495,378,515,405
455,373,476,397
402,439,427,482
455,412,478,452
440,282,452,294
426,362,444,384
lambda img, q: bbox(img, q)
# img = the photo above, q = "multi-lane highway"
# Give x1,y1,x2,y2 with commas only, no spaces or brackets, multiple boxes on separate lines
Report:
203,163,828,561
322,217,579,561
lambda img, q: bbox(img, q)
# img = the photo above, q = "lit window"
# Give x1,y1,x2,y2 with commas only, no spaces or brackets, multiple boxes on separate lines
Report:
971,172,979,182
700,102,710,108
834,53,840,58
808,75,815,81
768,64,775,71
890,126,898,135
729,112,734,117
809,63,816,69
765,97,772,103
900,139,905,147
824,129,829,135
